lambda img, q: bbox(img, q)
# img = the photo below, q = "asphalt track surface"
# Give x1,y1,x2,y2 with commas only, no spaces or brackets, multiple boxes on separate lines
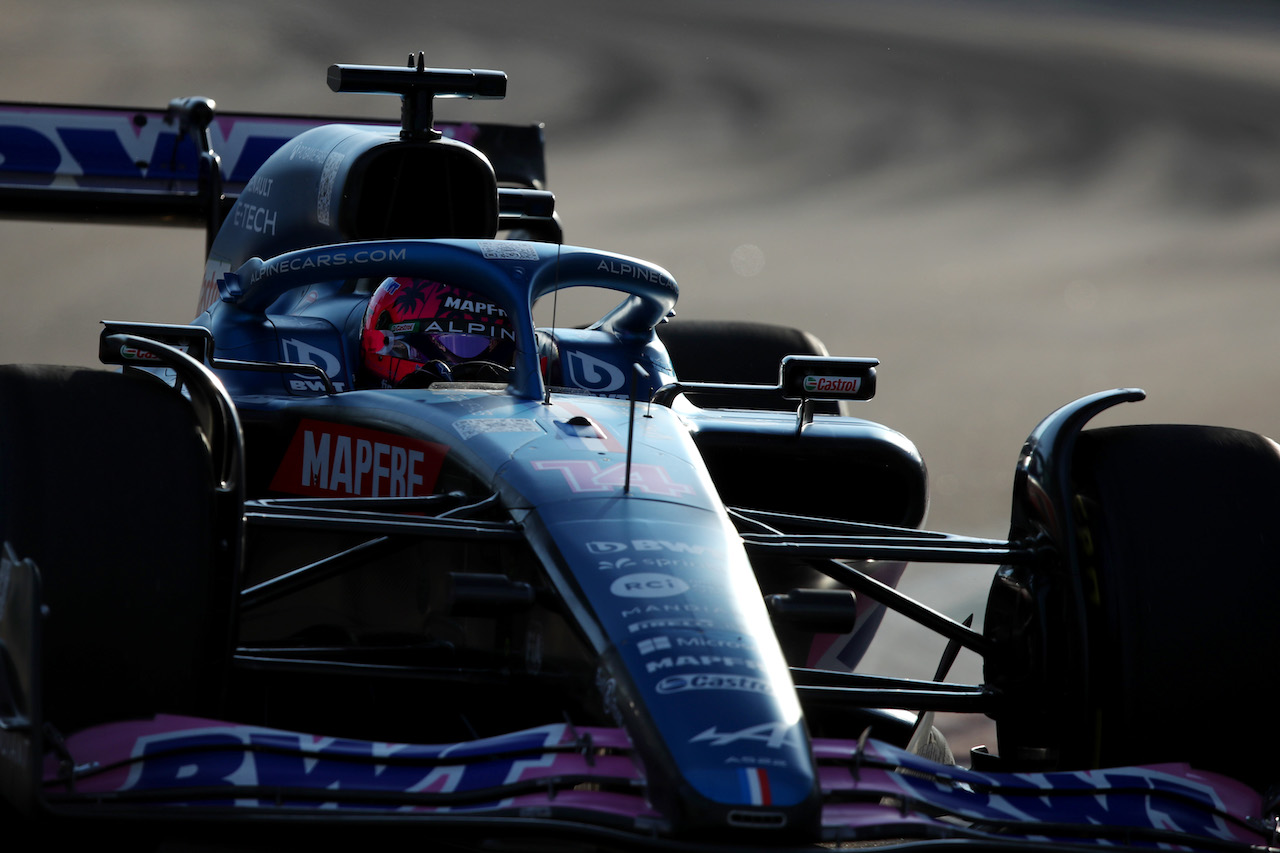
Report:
6,0,1280,755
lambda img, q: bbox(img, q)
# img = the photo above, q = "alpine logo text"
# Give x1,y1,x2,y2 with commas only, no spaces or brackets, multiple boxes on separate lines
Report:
690,723,802,750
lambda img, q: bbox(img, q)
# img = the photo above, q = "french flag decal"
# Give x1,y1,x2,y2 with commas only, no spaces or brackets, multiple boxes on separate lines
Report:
740,767,772,805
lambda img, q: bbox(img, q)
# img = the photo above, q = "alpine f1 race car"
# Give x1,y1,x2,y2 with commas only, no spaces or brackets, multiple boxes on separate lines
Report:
1,56,1278,851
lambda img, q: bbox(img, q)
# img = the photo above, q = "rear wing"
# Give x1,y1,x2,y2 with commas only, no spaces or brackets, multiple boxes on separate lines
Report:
0,100,549,233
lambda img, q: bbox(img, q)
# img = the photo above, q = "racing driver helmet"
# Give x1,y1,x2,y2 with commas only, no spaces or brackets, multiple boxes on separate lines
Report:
360,277,516,388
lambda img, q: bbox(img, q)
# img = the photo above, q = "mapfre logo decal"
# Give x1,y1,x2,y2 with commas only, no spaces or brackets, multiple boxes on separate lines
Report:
270,419,447,497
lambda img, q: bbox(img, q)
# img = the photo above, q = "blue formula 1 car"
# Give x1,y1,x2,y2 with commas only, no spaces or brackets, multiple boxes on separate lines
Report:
1,57,1278,851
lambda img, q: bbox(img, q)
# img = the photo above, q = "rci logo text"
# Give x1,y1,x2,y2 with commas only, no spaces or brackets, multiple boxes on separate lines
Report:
610,573,690,599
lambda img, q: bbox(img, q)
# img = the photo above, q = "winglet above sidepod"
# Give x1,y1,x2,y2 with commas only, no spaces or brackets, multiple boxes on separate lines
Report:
780,356,878,403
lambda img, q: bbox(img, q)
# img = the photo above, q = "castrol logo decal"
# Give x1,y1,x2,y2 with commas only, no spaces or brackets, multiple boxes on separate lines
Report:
802,375,861,394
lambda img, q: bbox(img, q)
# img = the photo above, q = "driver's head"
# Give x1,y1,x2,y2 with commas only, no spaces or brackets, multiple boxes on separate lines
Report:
360,277,515,388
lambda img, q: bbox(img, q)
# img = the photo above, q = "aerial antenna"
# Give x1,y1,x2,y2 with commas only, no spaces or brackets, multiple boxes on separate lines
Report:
544,244,561,406
623,364,650,495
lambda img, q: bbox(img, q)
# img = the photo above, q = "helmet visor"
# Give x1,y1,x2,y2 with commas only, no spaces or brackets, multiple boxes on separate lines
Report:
434,333,498,361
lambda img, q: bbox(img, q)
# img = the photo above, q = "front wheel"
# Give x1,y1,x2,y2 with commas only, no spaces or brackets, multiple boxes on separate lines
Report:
0,365,235,734
988,421,1280,790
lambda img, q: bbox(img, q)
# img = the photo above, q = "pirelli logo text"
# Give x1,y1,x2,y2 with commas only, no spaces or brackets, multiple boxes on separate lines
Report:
269,419,448,498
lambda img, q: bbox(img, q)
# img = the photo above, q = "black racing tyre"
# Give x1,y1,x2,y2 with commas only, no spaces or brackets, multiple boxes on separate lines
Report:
0,365,232,733
1068,424,1280,789
655,319,841,413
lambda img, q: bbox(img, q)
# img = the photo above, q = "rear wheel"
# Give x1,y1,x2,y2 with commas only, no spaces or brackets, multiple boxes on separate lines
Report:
0,365,233,733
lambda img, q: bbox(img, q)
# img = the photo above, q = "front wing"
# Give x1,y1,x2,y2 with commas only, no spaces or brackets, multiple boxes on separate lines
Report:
30,715,1269,851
